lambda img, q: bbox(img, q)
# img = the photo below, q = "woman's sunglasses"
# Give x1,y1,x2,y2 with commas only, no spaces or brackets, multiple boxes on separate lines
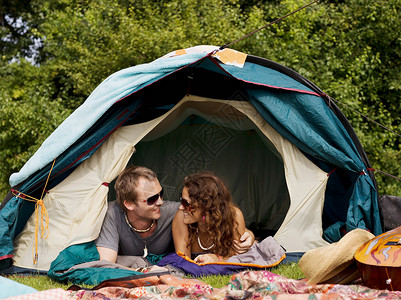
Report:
143,188,164,206
180,196,195,211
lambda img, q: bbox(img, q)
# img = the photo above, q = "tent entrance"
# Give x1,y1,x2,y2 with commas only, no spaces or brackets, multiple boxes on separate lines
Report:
13,95,328,272
109,96,291,238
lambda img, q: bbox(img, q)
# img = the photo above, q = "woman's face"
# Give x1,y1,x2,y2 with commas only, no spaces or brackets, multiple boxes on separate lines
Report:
179,187,202,224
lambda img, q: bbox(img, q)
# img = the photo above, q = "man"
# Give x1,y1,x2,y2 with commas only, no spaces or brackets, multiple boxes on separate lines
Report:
95,165,253,268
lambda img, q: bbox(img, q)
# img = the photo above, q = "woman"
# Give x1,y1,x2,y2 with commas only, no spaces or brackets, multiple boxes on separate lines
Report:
172,172,246,263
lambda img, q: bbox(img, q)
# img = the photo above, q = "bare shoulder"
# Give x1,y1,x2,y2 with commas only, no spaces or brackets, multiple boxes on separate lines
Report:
173,208,184,223
232,205,246,235
233,205,244,219
172,209,191,256
172,209,187,235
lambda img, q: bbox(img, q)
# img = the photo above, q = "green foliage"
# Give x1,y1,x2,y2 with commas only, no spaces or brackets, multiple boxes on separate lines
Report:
34,0,247,107
0,0,400,199
234,0,401,195
0,0,37,61
0,59,71,199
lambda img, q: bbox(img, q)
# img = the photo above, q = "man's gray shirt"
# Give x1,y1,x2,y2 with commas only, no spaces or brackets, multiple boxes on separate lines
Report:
95,201,180,256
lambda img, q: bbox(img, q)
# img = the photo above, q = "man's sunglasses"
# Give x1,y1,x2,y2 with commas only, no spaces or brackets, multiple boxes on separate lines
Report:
180,196,195,211
143,188,163,206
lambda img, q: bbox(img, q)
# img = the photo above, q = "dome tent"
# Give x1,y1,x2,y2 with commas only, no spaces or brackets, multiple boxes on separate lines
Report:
0,45,382,272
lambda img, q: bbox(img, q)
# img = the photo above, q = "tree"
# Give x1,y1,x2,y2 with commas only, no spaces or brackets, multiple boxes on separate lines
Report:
232,0,401,195
0,0,43,62
0,0,400,199
0,0,249,198
0,59,71,197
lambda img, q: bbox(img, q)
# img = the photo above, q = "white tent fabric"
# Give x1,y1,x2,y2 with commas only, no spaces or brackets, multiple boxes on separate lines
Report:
13,114,168,270
12,95,328,270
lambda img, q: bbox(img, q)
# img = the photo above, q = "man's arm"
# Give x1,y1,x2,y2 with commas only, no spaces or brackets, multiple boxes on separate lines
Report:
232,206,255,254
97,246,118,263
234,229,256,254
95,202,120,262
230,206,255,254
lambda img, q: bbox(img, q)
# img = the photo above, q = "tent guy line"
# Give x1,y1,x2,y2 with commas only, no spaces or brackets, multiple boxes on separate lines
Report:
330,96,401,140
328,96,401,182
220,0,320,50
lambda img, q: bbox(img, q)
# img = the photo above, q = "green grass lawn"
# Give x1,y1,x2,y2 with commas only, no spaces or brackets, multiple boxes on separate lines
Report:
198,262,304,288
5,262,304,291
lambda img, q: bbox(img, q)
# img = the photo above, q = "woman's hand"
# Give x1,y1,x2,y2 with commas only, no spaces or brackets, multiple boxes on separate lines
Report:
194,253,221,264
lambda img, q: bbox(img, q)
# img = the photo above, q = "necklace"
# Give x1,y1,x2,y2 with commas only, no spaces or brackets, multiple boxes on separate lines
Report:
124,213,154,258
124,213,155,233
197,228,214,251
142,231,150,258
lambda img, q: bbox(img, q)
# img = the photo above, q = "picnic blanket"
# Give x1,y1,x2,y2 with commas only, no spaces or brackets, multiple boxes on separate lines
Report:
6,270,401,299
69,270,401,299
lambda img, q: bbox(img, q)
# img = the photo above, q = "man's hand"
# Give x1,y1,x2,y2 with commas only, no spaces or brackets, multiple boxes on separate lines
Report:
233,230,255,254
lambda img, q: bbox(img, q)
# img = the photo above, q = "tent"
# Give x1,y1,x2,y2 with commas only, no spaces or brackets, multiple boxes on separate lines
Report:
0,45,383,272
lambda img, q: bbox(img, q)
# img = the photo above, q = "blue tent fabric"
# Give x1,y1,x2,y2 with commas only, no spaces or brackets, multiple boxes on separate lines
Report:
247,88,381,237
9,52,209,188
222,62,318,95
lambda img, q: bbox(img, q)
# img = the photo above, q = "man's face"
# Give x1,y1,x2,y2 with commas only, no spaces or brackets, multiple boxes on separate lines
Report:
125,177,163,221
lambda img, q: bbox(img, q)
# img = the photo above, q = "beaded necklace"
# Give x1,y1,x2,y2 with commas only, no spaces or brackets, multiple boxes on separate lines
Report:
124,213,155,257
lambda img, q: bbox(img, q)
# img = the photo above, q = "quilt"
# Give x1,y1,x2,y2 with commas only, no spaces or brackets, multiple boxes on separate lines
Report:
64,270,401,299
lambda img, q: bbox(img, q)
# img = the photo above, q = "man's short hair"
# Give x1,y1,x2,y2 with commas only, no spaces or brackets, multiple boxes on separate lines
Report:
115,165,158,209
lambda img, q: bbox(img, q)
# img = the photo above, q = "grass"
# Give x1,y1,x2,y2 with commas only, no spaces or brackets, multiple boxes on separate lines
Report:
198,262,304,288
5,262,304,291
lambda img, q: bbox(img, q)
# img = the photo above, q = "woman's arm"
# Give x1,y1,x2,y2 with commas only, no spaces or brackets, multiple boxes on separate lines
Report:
172,209,191,258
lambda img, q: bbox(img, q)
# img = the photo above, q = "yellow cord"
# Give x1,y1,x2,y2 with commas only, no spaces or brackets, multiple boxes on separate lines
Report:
11,159,55,265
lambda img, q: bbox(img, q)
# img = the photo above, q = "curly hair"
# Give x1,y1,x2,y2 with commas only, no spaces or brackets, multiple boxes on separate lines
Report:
115,165,158,210
184,172,240,257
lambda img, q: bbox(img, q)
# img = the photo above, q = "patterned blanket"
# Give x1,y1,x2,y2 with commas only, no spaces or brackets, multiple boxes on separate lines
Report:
64,270,401,300
6,270,401,299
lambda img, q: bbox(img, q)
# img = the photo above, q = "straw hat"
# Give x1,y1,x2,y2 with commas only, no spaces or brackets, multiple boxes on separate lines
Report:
299,228,375,285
